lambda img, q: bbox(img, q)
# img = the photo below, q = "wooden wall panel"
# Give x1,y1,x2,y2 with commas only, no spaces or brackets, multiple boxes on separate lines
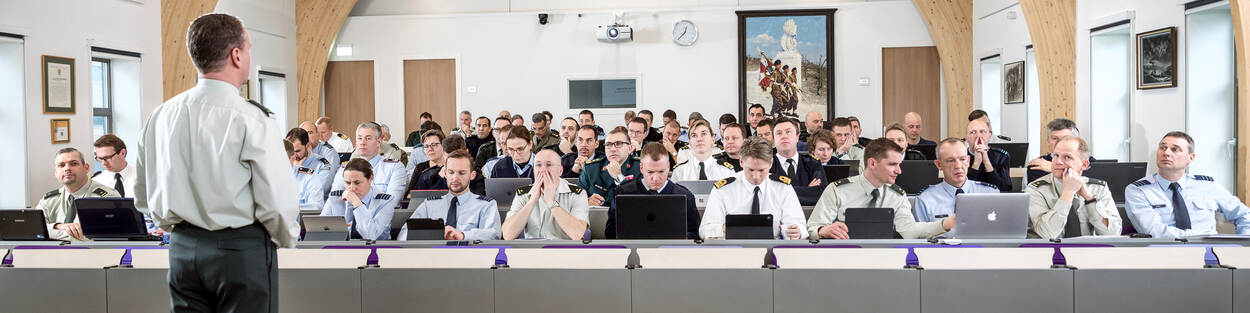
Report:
912,0,973,138
295,0,358,123
1019,0,1076,154
161,0,219,101
403,59,458,138
1230,0,1249,200
882,47,942,140
323,61,376,139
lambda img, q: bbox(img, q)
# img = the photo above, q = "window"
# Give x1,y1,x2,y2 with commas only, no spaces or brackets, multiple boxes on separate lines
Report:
89,47,142,171
1025,47,1041,158
1186,2,1236,191
0,33,26,208
979,55,1002,130
259,70,287,128
91,58,113,139
1089,21,1132,161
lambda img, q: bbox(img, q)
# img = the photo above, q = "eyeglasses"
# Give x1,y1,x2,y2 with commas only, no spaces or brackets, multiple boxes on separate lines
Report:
505,146,529,154
423,143,443,150
95,153,118,162
604,141,630,148
628,129,646,135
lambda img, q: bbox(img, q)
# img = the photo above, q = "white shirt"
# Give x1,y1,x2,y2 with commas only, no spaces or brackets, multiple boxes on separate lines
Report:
672,154,735,181
92,163,137,198
699,172,808,240
327,131,354,153
674,147,722,165
135,79,299,247
776,152,800,173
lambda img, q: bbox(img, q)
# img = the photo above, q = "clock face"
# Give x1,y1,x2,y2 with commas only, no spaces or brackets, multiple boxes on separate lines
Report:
672,20,698,46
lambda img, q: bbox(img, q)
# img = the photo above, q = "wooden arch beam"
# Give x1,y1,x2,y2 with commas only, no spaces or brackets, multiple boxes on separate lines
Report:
295,0,358,123
1230,0,1250,200
161,0,219,101
912,0,974,137
1019,0,1076,154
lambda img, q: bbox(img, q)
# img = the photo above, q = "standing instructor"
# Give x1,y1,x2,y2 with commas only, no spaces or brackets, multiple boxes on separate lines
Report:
134,13,298,313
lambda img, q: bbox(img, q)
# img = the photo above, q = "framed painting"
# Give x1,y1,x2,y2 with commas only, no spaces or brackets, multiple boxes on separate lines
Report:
1003,61,1025,104
1136,27,1177,89
737,9,836,123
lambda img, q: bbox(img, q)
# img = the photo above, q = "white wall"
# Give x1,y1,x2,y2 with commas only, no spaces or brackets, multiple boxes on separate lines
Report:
331,0,936,138
973,0,1033,143
216,0,299,129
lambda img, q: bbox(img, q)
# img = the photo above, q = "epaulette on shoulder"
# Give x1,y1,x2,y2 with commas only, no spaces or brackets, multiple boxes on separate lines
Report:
297,167,313,174
770,174,791,185
676,160,689,167
91,171,101,178
1194,175,1215,182
586,157,604,165
920,185,933,193
329,190,343,197
247,100,273,117
337,133,349,140
722,161,737,171
569,185,584,194
43,190,60,199
1131,179,1152,187
427,196,441,200
516,185,534,195
714,177,737,189
972,180,997,189
318,157,330,165
832,178,853,187
383,159,399,163
375,193,392,200
93,188,110,196
1087,178,1107,186
887,184,906,196
1030,179,1050,188
477,195,488,200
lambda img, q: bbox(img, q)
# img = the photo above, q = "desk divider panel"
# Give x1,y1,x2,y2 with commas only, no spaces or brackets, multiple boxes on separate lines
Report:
772,248,907,269
916,247,1053,269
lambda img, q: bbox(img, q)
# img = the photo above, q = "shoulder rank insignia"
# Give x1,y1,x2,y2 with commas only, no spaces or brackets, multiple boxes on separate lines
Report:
44,190,60,199
888,184,906,196
91,171,101,178
427,196,442,200
1131,179,1152,187
586,157,604,165
1194,175,1214,182
374,194,392,200
297,167,313,174
770,174,791,185
722,161,737,171
972,180,997,189
477,195,489,200
832,178,853,187
1087,178,1107,186
247,100,273,117
337,133,349,140
569,185,584,194
517,185,534,195
329,190,343,197
319,157,330,165
383,159,399,163
93,188,110,196
714,177,737,189
1029,179,1050,188
676,160,689,167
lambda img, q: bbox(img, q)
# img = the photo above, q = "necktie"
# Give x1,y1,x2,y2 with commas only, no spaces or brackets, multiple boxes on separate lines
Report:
1169,182,1191,230
786,159,796,179
955,188,964,195
65,194,77,223
114,173,125,198
1063,199,1083,238
750,186,761,214
867,189,880,208
445,196,459,227
698,162,707,180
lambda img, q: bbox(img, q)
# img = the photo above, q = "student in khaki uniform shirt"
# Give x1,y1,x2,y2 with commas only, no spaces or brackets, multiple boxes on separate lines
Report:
502,149,591,240
1026,136,1121,239
38,148,121,241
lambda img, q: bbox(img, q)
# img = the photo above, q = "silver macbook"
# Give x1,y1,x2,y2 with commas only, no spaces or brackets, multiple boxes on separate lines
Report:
302,215,349,241
676,180,715,208
953,193,1029,239
485,178,533,207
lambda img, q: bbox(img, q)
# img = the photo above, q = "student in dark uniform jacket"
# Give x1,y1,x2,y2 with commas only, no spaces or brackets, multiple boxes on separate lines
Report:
562,125,604,178
580,127,641,208
805,129,845,166
609,143,701,239
475,117,512,169
883,123,928,160
768,118,827,205
712,122,749,172
489,126,536,179
637,110,664,143
410,134,485,195
408,130,447,190
464,116,495,156
966,119,1012,191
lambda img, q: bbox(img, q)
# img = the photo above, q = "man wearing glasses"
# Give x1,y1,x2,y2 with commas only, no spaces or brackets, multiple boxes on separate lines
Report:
91,134,135,198
579,127,641,207
488,127,536,178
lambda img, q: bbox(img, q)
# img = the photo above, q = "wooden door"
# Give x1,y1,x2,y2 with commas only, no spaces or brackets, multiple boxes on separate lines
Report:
882,47,941,140
323,61,375,138
403,59,457,137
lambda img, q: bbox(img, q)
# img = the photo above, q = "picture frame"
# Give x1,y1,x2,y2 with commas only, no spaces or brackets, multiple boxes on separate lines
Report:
1002,61,1025,104
50,119,70,144
1136,27,1177,89
239,79,251,99
737,9,836,122
42,55,76,114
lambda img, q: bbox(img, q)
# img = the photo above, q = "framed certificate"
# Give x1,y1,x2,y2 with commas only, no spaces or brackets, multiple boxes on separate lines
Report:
42,55,76,114
51,118,70,143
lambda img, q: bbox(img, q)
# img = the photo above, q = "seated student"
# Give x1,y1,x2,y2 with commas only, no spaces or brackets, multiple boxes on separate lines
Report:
480,123,513,178
465,116,494,156
409,150,500,241
488,126,536,178
1027,118,1097,183
287,138,325,211
626,117,653,153
562,125,604,178
38,148,122,241
404,121,442,175
699,137,807,240
966,118,1012,191
805,129,845,166
1125,132,1250,238
407,130,448,190
501,150,591,240
301,120,341,168
660,120,690,157
830,117,864,161
769,117,827,205
330,122,409,207
408,135,486,195
884,123,927,160
476,117,512,168
1026,136,1121,239
609,143,702,239
287,128,335,204
530,113,560,153
807,138,955,240
555,117,580,156
323,159,398,240
755,118,775,145
848,116,873,147
580,126,641,207
672,120,735,181
638,110,664,143
913,138,1000,222
712,122,749,171
715,113,737,146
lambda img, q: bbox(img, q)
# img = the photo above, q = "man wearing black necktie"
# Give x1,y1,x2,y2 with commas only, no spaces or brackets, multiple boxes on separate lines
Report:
768,118,826,205
91,134,135,198
608,143,701,239
1025,136,1122,239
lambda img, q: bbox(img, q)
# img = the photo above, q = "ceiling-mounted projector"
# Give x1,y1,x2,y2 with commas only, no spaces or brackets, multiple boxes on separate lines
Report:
596,24,632,42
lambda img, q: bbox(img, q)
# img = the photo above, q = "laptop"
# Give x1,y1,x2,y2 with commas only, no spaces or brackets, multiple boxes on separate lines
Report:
725,214,774,239
676,180,715,207
953,193,1029,239
1082,162,1147,203
843,159,861,176
895,160,941,195
302,215,349,241
0,209,52,241
614,194,688,239
388,209,416,240
485,178,534,207
844,208,895,239
910,144,937,160
405,218,445,240
989,143,1029,168
75,197,160,241
822,164,851,182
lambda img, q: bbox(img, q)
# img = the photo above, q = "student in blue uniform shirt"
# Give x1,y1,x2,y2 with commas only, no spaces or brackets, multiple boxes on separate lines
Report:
489,126,536,178
407,150,500,241
287,127,335,201
562,125,604,178
322,158,398,240
1125,132,1250,238
965,118,1012,191
286,139,325,211
301,121,342,167
580,126,641,207
329,122,409,209
609,143,701,239
914,138,1001,222
768,117,827,205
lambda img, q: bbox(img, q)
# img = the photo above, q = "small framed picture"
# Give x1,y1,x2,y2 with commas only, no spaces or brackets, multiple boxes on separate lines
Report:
51,119,70,143
239,79,251,99
42,55,76,114
1136,27,1178,89
1002,61,1025,104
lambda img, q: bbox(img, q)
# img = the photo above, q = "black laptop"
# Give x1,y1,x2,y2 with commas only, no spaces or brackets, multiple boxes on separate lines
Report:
895,160,941,195
844,208,896,239
822,164,851,182
614,194,688,239
1082,162,1147,203
910,144,937,160
989,143,1029,168
75,197,161,241
405,218,445,240
725,214,774,239
0,209,52,241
